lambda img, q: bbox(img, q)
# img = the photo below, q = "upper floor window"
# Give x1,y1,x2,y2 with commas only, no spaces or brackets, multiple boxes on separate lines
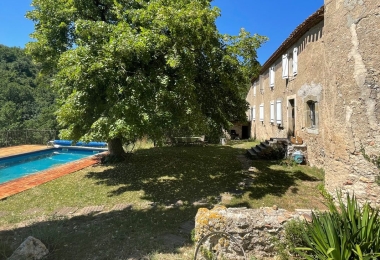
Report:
282,54,289,79
259,75,264,94
253,81,257,97
269,66,275,88
293,47,298,76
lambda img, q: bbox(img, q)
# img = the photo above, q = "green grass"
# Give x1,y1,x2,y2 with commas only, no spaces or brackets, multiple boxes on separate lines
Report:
0,143,326,259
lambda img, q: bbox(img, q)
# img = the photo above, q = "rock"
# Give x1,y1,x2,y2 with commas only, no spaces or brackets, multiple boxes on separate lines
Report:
8,236,49,260
299,213,313,223
248,166,258,172
175,200,184,207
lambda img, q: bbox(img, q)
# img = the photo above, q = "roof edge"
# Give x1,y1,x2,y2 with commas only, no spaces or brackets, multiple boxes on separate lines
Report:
252,5,324,83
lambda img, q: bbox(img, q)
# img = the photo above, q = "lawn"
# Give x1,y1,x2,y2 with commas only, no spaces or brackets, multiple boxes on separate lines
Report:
0,142,326,259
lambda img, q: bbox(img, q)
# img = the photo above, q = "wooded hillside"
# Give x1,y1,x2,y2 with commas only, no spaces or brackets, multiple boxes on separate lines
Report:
0,44,57,131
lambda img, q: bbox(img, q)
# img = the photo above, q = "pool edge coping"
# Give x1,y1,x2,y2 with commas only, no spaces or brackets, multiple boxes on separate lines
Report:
0,152,107,200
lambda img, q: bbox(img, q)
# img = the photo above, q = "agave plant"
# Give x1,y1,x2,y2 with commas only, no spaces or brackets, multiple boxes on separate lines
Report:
296,192,380,259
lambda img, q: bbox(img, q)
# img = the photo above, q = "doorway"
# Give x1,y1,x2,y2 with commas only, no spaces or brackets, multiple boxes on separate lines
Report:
242,125,249,139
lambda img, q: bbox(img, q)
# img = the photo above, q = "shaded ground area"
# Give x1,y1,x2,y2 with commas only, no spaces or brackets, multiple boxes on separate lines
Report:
0,205,197,260
0,144,326,259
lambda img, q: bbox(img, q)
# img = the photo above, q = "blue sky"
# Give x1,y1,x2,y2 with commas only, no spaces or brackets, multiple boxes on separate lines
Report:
0,0,323,65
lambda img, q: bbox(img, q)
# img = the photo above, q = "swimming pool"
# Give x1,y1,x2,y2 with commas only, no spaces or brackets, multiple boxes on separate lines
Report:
0,148,104,184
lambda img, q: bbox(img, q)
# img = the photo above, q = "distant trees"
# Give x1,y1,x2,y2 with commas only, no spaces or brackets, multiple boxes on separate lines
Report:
0,44,58,131
26,0,267,156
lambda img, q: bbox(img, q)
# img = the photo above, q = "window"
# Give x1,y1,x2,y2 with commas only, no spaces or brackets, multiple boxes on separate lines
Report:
276,100,282,125
251,106,256,121
253,81,256,96
282,54,289,79
305,97,319,134
259,75,264,94
293,47,298,76
259,103,264,122
307,101,316,128
269,66,275,88
270,101,275,123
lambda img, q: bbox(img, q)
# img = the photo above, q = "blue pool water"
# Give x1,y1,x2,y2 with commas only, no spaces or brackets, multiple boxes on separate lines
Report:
0,148,102,184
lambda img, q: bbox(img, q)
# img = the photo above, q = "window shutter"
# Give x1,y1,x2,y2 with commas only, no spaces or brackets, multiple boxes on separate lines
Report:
259,75,264,94
276,100,282,125
269,66,275,88
252,106,256,121
259,104,264,122
282,54,289,79
270,101,275,123
293,47,298,76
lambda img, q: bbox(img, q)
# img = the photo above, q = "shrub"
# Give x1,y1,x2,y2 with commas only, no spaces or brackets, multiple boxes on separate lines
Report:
274,219,309,260
296,192,380,259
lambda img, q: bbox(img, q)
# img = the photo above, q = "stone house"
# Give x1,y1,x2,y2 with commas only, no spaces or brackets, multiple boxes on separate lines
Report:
246,0,380,204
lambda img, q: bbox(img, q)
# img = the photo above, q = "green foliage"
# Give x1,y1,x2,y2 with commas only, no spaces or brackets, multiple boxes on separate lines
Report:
0,44,58,131
296,192,380,259
259,146,286,160
26,0,267,153
273,219,309,260
284,219,309,255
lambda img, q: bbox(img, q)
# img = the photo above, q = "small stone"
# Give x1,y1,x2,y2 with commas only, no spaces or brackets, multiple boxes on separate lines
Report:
359,176,372,183
299,213,312,222
175,200,184,207
272,205,278,210
277,216,288,224
248,166,258,172
344,180,353,185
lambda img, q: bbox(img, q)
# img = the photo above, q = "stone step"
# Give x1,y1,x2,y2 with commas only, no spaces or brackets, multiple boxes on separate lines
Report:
253,146,262,153
246,149,258,159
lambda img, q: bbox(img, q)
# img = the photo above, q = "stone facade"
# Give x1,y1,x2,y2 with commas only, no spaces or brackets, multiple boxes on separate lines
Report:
247,1,380,205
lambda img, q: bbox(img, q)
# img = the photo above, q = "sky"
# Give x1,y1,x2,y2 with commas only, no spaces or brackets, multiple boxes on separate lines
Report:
0,0,323,65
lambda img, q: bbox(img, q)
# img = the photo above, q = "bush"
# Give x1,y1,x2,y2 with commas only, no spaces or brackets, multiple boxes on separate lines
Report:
296,192,380,259
274,219,309,260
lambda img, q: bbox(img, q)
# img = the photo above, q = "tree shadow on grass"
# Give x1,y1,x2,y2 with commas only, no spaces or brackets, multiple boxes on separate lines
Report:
86,146,321,206
0,206,199,260
86,146,248,205
245,160,321,200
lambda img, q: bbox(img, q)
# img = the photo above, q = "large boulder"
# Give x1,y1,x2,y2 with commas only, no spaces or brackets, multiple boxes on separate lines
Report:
8,236,49,260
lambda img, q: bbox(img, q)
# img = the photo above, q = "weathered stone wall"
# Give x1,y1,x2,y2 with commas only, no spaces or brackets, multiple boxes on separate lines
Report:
246,21,325,143
248,1,380,204
195,206,311,259
320,0,380,204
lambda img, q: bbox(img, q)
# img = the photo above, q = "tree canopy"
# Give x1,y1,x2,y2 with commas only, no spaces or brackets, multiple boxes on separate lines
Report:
26,0,267,155
0,44,57,131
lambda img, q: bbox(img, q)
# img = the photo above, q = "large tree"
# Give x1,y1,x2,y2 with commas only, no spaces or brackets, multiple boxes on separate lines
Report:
26,0,267,156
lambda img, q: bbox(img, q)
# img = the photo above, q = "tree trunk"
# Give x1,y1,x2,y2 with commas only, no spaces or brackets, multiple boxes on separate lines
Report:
107,137,125,157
